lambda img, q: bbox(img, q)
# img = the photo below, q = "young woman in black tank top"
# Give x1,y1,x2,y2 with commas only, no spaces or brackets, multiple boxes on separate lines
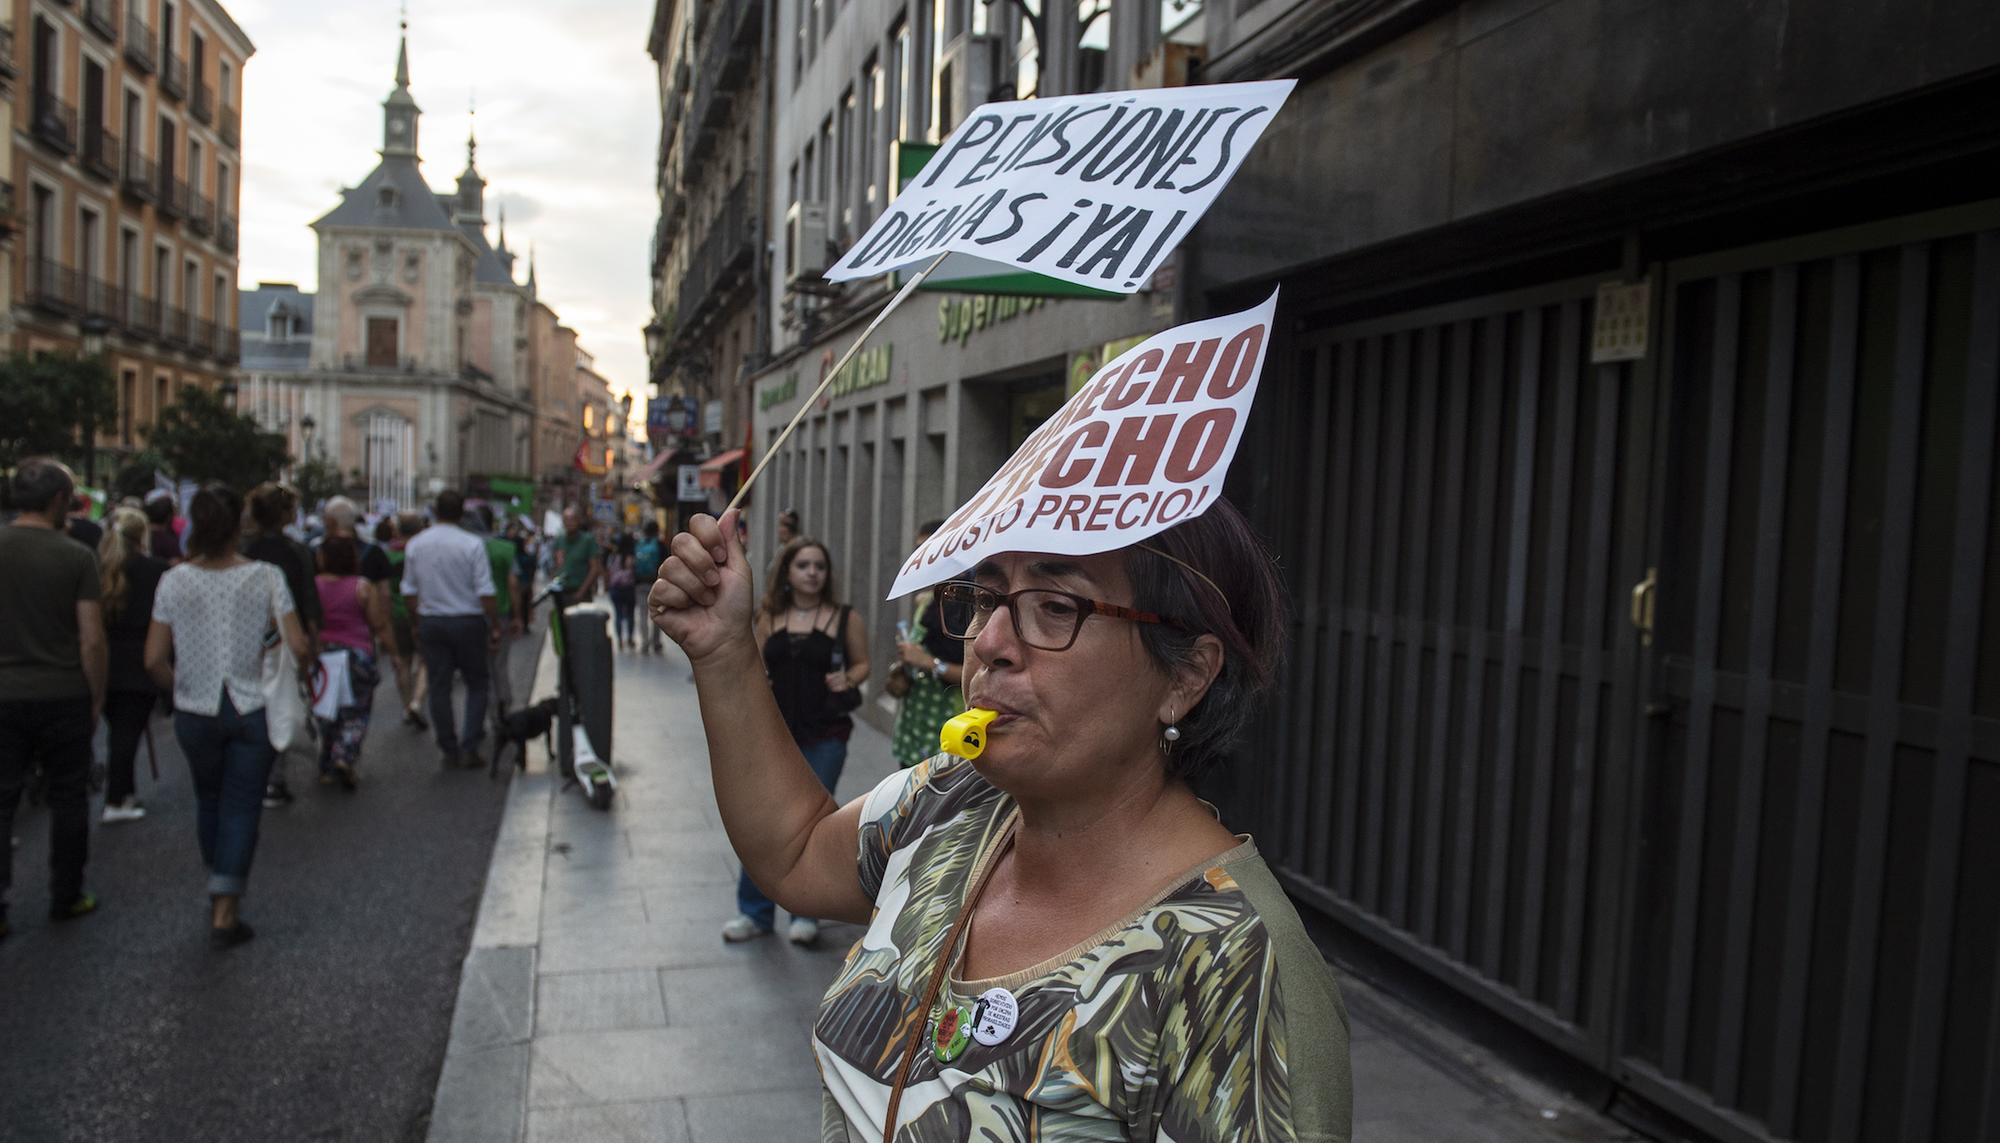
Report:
726,537,870,946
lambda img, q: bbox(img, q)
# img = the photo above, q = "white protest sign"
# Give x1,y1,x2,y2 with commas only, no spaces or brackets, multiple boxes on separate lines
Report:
828,81,1296,295
888,289,1279,598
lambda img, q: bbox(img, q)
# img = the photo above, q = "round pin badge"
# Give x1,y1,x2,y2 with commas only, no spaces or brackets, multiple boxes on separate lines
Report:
932,1001,974,1064
971,987,1018,1047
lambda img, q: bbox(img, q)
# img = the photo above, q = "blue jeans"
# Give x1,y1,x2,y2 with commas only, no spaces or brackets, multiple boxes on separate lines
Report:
174,694,276,897
737,736,847,929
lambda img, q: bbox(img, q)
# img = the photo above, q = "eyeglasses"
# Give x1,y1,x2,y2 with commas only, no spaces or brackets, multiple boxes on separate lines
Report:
936,580,1186,652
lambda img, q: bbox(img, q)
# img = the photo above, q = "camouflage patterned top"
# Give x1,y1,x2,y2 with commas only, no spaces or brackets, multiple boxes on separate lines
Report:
813,753,1353,1141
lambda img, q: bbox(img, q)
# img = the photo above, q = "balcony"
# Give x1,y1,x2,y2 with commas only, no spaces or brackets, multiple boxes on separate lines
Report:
339,354,421,373
651,216,670,270
161,54,187,101
31,91,78,156
682,0,761,173
671,173,755,343
192,82,213,124
27,258,82,315
82,124,119,182
82,277,125,326
84,0,117,41
0,25,15,83
161,306,189,347
121,151,157,203
124,15,154,72
220,104,239,148
218,212,238,253
188,190,214,236
188,318,215,358
126,295,160,340
156,173,189,220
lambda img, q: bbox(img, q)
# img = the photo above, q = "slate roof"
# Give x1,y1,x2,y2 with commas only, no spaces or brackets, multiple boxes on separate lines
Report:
461,220,516,286
311,154,459,232
238,283,316,372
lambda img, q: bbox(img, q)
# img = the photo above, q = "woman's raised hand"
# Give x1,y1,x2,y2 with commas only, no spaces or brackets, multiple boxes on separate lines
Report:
647,509,755,666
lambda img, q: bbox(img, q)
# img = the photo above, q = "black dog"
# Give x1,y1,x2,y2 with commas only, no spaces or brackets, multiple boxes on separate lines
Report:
494,698,561,777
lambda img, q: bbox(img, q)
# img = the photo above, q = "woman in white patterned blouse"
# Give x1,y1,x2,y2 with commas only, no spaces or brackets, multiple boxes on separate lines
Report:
145,484,311,948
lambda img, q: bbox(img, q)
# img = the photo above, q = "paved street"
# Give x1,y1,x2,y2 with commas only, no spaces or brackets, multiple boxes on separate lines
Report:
0,630,539,1143
430,632,1643,1142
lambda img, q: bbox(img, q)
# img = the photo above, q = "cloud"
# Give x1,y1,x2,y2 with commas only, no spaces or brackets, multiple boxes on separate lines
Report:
235,0,658,397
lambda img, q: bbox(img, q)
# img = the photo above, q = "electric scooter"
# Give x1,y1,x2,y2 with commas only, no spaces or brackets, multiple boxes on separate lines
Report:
537,579,617,810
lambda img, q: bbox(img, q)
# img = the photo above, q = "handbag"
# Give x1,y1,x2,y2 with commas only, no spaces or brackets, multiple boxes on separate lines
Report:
311,648,356,722
261,636,315,754
825,606,863,716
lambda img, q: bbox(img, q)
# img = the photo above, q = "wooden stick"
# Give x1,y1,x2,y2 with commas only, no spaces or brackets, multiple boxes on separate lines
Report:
725,252,950,514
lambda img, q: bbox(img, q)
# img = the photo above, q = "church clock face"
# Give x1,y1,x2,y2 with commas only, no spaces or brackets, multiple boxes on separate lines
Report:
389,117,407,136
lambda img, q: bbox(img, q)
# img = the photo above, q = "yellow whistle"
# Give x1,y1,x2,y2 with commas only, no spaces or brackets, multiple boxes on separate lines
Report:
940,708,999,760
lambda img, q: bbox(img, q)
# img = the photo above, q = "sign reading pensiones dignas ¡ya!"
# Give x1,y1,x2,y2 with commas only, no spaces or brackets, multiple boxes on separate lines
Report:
828,81,1296,295
887,289,1279,599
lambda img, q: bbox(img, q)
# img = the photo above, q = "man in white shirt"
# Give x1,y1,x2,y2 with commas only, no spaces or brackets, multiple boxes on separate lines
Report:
401,489,499,769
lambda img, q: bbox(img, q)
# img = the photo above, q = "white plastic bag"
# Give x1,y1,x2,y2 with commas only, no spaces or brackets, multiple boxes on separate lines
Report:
262,643,312,753
311,649,354,722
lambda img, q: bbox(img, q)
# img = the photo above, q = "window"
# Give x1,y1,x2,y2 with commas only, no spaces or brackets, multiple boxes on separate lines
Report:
377,185,398,208
794,0,808,80
31,17,56,104
213,273,227,332
818,117,833,202
161,2,175,56
809,0,823,62
182,258,198,315
929,0,953,140
122,90,142,161
78,208,101,281
1014,0,1042,98
155,376,169,423
893,18,912,142
268,308,287,341
220,59,233,106
153,243,171,308
158,115,176,179
121,370,137,445
189,138,203,193
216,162,231,210
583,405,595,431
802,141,815,206
366,317,400,367
31,185,55,266
862,55,882,217
119,228,139,310
1078,0,1111,92
837,87,854,234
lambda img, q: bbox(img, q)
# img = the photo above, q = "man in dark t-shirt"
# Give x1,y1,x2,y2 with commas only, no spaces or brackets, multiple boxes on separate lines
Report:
0,459,107,933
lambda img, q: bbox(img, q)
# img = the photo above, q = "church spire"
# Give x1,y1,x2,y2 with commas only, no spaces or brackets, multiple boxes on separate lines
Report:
526,243,538,297
454,94,485,222
382,11,421,158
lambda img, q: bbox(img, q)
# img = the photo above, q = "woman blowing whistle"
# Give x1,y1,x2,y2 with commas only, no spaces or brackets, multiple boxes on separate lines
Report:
647,502,1351,1142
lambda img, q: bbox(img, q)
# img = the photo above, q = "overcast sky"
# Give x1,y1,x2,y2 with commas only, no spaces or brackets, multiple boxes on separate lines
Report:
230,0,657,401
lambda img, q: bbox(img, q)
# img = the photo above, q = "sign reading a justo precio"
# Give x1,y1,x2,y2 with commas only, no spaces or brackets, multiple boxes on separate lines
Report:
888,289,1278,599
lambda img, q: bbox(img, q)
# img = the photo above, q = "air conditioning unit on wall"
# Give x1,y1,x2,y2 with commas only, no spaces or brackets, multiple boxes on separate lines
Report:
938,34,999,135
785,200,830,285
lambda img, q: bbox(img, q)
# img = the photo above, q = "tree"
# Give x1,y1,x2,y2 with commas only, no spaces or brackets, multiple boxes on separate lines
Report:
294,456,346,510
146,385,289,491
0,352,115,471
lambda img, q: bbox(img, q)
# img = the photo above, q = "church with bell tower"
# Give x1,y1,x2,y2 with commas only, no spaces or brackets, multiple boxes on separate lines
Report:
238,25,592,513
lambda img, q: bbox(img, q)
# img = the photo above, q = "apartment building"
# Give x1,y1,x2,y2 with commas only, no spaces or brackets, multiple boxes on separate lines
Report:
743,0,1184,702
10,0,251,458
644,0,763,507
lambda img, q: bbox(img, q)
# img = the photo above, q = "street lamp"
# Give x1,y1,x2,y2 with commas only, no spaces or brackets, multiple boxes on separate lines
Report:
78,317,110,487
300,412,317,461
642,317,666,363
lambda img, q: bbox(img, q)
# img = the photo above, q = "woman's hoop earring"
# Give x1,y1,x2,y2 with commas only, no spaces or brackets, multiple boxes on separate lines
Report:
1161,710,1181,753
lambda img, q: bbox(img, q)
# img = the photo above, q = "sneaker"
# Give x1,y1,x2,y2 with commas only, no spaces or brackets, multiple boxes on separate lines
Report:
210,920,256,949
721,914,772,943
100,799,148,824
317,771,338,786
404,708,430,732
459,747,487,770
262,782,294,809
334,762,358,790
50,891,100,921
787,918,820,946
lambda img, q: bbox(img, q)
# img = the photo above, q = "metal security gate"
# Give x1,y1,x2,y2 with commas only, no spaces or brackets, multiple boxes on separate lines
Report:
1242,200,1999,1143
1621,204,2000,1143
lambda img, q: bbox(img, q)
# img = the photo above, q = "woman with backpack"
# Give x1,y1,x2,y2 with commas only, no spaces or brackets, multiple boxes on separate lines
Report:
721,536,870,946
606,533,640,651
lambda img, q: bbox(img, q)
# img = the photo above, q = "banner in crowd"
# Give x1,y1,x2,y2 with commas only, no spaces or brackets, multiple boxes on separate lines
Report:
827,81,1295,294
888,288,1279,598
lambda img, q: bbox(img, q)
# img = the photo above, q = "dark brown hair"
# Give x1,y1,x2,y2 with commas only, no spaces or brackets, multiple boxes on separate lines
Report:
318,535,359,577
246,482,296,532
185,483,244,560
1121,497,1288,780
758,537,840,618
